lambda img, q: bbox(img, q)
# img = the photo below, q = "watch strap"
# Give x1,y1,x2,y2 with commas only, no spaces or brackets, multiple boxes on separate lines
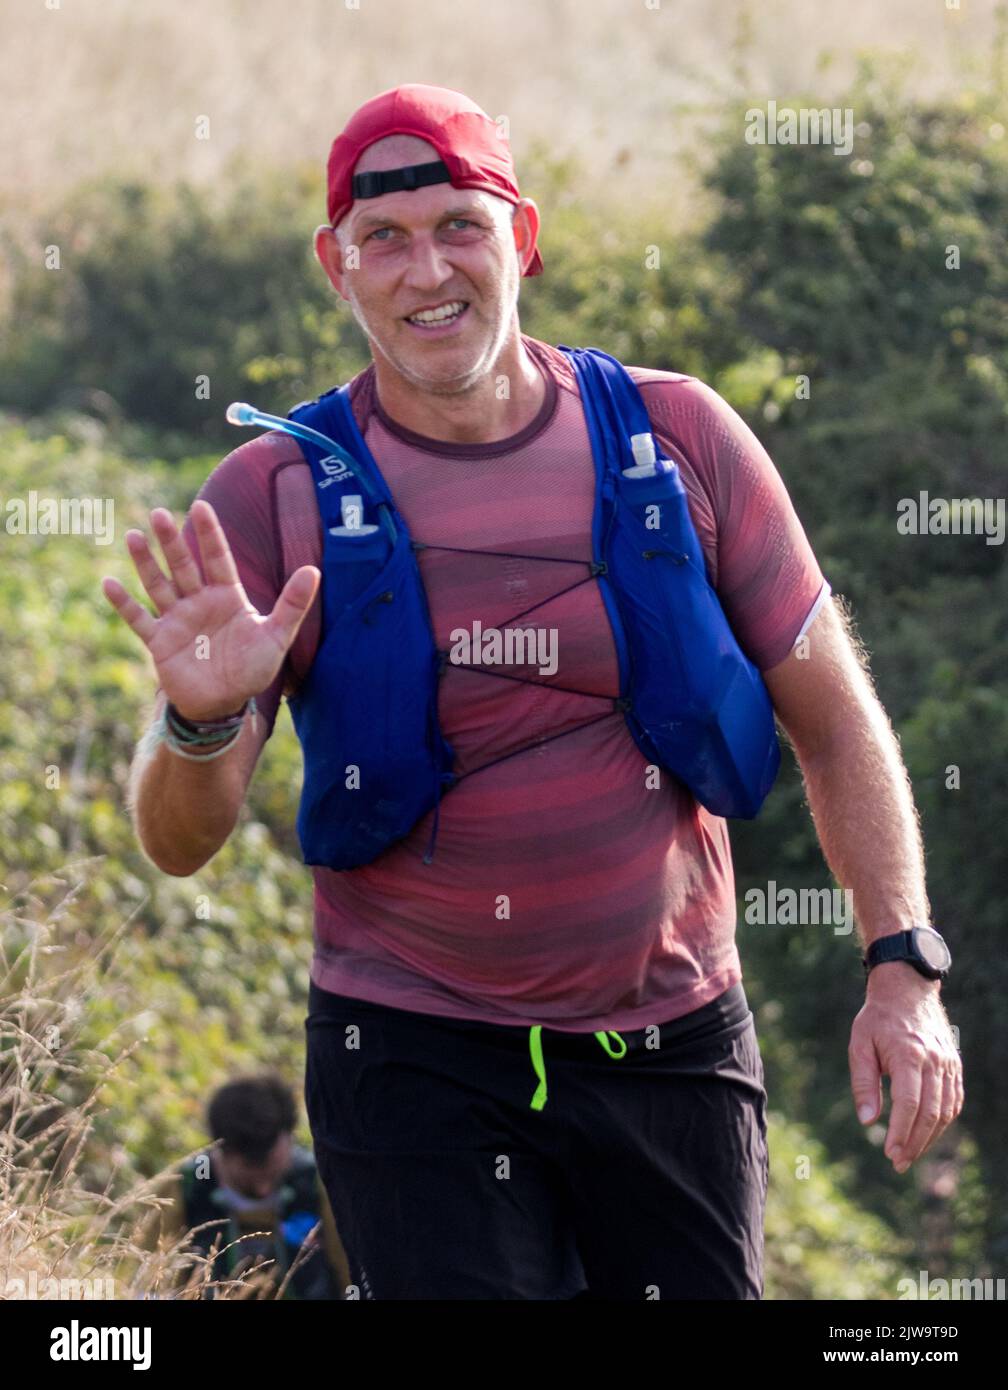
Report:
864,931,914,971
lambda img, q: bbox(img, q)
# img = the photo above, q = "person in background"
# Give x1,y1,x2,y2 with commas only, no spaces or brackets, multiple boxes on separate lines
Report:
155,1072,350,1299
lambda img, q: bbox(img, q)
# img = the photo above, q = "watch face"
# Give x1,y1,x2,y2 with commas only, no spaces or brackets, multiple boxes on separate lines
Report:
913,928,951,972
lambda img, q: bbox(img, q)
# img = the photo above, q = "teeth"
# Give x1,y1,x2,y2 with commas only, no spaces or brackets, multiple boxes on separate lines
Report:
408,300,467,324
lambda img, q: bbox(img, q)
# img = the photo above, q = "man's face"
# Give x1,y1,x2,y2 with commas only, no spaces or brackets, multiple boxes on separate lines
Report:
214,1132,292,1202
316,138,539,396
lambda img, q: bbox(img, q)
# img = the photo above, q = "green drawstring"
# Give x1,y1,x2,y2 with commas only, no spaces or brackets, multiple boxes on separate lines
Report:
528,1025,627,1110
595,1030,628,1060
529,1026,547,1110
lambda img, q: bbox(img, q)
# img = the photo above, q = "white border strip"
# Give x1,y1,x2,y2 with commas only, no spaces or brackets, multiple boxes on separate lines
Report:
792,579,832,648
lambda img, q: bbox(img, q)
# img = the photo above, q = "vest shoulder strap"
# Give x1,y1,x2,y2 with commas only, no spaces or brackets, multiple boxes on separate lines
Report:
277,384,374,587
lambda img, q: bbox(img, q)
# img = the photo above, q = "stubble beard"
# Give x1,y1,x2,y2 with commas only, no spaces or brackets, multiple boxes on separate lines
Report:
346,266,520,399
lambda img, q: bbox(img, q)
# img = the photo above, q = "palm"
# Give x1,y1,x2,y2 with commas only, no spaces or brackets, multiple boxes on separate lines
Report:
148,582,287,714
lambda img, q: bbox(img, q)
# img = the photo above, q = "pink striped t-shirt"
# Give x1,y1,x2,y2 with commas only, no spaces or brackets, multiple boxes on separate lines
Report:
181,335,828,1032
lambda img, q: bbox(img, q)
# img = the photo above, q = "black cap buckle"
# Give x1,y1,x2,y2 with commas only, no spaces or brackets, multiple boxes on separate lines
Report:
351,160,452,201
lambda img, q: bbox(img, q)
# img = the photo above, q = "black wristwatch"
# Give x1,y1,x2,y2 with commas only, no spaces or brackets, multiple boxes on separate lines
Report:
863,927,951,982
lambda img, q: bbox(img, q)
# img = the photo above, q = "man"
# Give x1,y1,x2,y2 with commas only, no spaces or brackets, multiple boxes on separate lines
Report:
103,84,963,1300
151,1073,349,1299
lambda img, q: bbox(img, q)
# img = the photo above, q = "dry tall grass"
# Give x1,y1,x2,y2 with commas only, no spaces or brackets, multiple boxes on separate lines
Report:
0,861,306,1300
1,0,997,229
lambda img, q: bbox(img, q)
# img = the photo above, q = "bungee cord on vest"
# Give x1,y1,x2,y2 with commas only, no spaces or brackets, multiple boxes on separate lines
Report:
410,537,627,864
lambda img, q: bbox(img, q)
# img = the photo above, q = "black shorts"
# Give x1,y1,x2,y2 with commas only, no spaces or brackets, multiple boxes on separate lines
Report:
304,979,768,1300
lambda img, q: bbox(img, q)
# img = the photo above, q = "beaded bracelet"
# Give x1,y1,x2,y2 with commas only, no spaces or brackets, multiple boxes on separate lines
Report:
154,697,258,761
166,701,250,737
166,709,242,745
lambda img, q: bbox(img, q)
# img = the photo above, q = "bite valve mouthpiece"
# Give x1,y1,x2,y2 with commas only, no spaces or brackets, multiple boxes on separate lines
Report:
226,401,257,425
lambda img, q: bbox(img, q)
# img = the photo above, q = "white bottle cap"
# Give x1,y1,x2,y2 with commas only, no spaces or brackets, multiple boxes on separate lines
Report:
630,433,657,468
341,494,364,530
622,432,659,477
328,493,379,537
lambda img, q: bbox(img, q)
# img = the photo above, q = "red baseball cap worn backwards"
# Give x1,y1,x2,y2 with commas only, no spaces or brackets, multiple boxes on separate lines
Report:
326,83,544,276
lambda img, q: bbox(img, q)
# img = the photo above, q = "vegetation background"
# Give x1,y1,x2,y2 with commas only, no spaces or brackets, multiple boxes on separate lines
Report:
0,0,1005,1297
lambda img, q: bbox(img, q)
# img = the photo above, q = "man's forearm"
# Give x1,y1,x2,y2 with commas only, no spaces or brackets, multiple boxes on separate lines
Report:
790,698,930,950
128,715,252,876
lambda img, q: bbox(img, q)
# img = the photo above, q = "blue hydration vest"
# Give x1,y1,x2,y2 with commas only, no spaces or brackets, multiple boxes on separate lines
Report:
284,345,780,872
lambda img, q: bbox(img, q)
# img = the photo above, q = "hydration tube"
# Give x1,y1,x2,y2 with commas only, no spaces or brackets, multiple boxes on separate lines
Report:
226,402,397,543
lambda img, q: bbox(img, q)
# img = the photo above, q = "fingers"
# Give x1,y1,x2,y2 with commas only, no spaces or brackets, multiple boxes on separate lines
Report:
188,499,242,588
149,507,203,598
918,1065,957,1160
265,566,321,651
111,502,239,625
124,528,181,616
102,505,204,640
101,575,158,647
894,1064,944,1170
884,1055,922,1172
849,1033,882,1125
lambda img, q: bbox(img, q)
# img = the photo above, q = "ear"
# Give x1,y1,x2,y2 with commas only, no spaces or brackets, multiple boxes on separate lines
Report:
314,224,351,302
512,197,541,274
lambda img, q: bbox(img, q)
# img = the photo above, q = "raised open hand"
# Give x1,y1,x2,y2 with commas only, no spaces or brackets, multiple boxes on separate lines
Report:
102,499,319,720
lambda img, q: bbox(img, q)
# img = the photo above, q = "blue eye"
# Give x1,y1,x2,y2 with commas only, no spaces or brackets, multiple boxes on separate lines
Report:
365,218,477,242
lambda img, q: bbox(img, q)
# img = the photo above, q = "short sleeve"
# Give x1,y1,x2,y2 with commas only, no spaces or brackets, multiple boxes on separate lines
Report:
640,376,829,671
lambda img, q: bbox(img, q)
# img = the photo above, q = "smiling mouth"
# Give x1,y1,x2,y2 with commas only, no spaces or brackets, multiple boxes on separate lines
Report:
404,300,470,329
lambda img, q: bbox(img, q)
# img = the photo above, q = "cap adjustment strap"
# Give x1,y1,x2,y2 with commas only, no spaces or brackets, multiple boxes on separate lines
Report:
351,159,452,201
